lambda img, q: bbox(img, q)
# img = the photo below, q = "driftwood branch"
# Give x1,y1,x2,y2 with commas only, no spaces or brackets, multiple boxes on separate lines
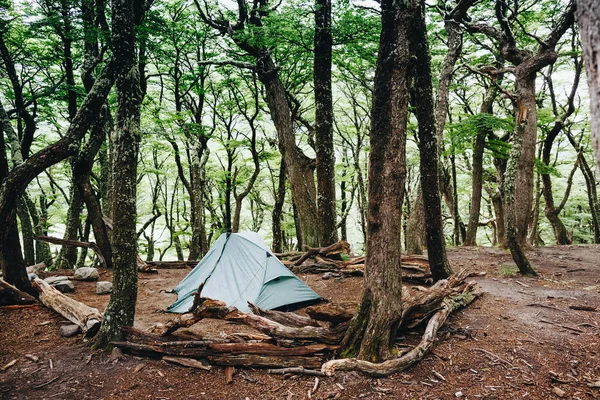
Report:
35,235,106,268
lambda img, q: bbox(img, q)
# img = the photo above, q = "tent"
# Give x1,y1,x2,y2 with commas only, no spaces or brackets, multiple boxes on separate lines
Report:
167,232,321,313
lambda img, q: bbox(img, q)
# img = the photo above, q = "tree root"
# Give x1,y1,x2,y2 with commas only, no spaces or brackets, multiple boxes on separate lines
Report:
321,282,480,377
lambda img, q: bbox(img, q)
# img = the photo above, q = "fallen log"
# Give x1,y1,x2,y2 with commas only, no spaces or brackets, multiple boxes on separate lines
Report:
294,241,351,266
146,260,198,269
32,278,102,336
153,298,348,344
114,340,329,369
35,236,106,269
306,303,356,325
321,282,480,377
26,262,46,275
267,367,327,377
248,302,321,327
0,278,38,306
163,356,211,370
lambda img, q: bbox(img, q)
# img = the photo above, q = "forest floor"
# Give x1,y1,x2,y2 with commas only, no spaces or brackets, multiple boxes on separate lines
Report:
1,245,600,400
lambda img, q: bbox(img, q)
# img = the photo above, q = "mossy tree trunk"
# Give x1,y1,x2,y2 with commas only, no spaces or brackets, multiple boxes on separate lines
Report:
340,0,409,362
94,0,146,349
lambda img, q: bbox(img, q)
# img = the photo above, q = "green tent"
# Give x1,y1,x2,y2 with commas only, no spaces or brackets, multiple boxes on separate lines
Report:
167,232,321,313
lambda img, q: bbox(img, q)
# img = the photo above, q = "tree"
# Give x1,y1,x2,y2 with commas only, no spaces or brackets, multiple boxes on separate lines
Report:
195,0,320,248
409,1,454,281
576,0,600,172
94,0,148,349
314,0,337,246
340,0,410,362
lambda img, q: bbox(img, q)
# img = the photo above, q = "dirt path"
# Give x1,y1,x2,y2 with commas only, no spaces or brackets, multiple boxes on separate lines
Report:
1,246,599,399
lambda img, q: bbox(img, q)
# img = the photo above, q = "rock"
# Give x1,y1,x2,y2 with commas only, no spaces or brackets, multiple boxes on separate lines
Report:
552,387,566,397
54,280,75,293
110,347,123,360
322,272,332,280
73,267,99,281
59,324,81,337
455,391,463,398
44,276,71,285
96,281,113,295
45,276,75,293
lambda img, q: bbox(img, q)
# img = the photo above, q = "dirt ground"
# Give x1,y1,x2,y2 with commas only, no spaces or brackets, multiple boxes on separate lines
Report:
1,245,600,400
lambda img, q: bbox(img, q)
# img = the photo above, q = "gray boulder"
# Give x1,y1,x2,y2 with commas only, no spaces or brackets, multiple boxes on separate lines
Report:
73,267,99,281
59,324,81,337
54,280,75,293
96,281,113,295
44,276,75,293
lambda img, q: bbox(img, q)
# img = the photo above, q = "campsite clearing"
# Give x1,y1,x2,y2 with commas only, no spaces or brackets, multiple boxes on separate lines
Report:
1,245,600,399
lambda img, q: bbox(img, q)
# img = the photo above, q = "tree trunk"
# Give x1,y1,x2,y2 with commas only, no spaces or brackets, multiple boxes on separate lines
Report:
513,73,537,245
340,0,409,362
406,190,426,254
95,0,144,348
409,2,453,281
58,185,83,269
465,84,499,245
314,0,337,246
576,0,600,172
504,106,537,275
26,195,52,266
257,58,319,248
188,139,209,259
272,161,286,253
17,197,35,266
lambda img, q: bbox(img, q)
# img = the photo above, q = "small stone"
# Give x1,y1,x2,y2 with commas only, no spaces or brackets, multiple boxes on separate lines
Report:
96,281,113,295
334,277,345,283
24,354,39,363
455,391,463,398
73,267,99,281
59,324,81,337
53,280,75,293
552,387,566,397
110,347,123,360
322,272,332,280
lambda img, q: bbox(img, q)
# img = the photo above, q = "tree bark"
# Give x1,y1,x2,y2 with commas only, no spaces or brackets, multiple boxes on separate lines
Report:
95,0,145,348
576,0,600,172
272,161,286,253
409,1,453,281
339,0,409,362
314,0,337,246
465,83,499,245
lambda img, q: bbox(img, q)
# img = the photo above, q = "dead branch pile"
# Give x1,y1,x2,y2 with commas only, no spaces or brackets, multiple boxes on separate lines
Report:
113,271,479,376
277,240,433,284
